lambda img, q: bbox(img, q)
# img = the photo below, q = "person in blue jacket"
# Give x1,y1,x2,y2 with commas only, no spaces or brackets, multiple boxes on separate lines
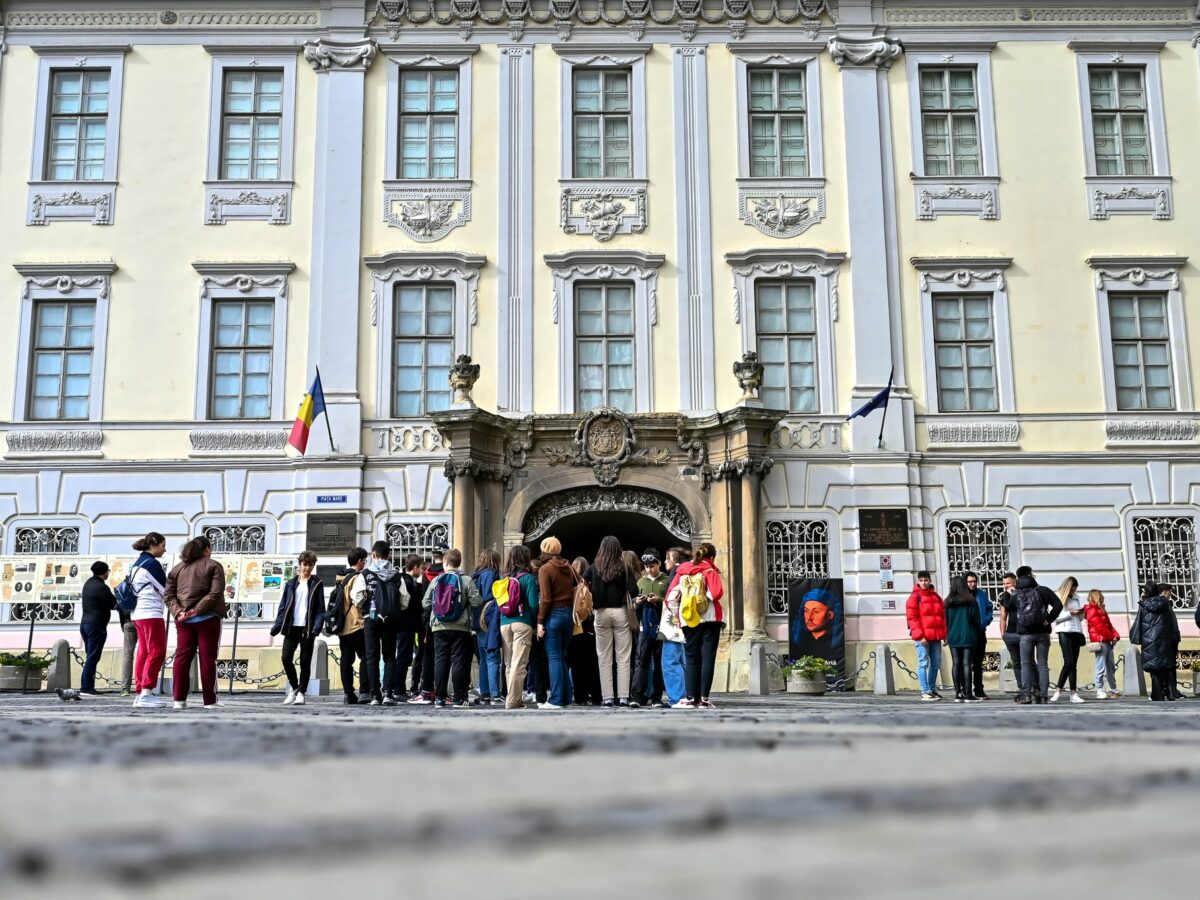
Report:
470,549,501,703
966,571,994,700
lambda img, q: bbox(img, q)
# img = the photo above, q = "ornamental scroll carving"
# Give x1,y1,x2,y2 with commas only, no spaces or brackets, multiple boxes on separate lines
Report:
919,268,1006,292
303,39,377,72
207,189,290,225
6,429,103,454
927,421,1019,445
30,189,113,225
560,185,647,243
383,186,472,242
21,274,110,300
737,185,826,238
827,37,902,68
1105,420,1197,443
523,487,693,543
188,430,288,452
1093,267,1181,291
540,407,669,487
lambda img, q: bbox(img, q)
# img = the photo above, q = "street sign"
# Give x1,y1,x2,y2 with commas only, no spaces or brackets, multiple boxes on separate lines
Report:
316,494,347,504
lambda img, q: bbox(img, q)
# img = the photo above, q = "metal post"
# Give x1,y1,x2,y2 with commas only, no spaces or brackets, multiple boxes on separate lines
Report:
22,612,36,694
227,605,240,696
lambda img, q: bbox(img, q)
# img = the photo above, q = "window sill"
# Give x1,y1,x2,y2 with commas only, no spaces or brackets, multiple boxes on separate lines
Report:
559,178,648,243
924,417,1018,447
1105,415,1196,447
736,177,827,238
1085,175,1173,221
911,175,999,221
382,179,472,242
26,181,117,226
204,180,293,225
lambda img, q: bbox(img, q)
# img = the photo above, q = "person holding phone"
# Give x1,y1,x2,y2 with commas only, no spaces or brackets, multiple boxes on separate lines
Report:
631,550,668,708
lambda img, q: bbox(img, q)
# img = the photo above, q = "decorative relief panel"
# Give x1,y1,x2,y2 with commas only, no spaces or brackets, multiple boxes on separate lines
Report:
27,185,115,226
927,420,1019,446
383,184,472,242
771,419,844,451
560,183,648,243
206,185,291,225
1105,419,1198,444
5,429,103,456
1088,179,1173,221
915,180,999,221
540,407,669,486
918,267,1007,293
737,183,826,238
188,429,288,454
375,423,448,455
5,10,318,27
523,487,692,543
884,7,1187,25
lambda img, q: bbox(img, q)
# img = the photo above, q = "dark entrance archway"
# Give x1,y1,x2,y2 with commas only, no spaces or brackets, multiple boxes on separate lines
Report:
522,487,693,563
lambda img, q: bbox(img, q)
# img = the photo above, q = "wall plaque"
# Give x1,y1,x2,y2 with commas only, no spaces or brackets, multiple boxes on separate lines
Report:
305,512,358,554
859,509,909,550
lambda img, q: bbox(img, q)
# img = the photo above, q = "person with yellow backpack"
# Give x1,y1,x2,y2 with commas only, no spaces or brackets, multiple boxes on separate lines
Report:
665,542,725,709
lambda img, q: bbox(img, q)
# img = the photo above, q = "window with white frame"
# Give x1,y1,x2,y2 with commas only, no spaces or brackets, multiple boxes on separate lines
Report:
575,282,635,412
933,294,998,413
210,300,274,419
572,68,631,179
46,70,110,181
1087,66,1150,177
1132,514,1199,611
400,69,459,179
756,281,818,413
944,517,1010,611
918,66,981,177
1109,293,1173,411
385,521,450,566
764,519,829,616
220,69,284,180
28,300,95,420
748,67,808,178
393,283,454,417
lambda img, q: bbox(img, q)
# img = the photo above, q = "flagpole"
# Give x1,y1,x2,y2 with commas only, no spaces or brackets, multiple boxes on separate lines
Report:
315,365,337,453
876,368,894,450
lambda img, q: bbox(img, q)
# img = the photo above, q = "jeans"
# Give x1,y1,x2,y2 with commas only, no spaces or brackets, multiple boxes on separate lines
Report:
280,626,315,693
173,616,221,705
121,618,137,692
501,622,533,709
1055,632,1085,692
915,640,942,695
1002,633,1023,694
394,625,417,695
661,640,687,704
594,607,633,701
79,622,108,692
950,646,975,699
132,618,167,692
338,629,366,699
972,630,988,696
631,631,664,704
683,622,722,700
1093,642,1117,691
475,632,502,699
1019,633,1051,699
433,630,473,702
543,606,574,706
363,616,397,700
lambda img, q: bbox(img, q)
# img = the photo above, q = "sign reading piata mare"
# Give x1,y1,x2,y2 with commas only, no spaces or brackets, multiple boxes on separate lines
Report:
858,508,910,550
305,513,358,555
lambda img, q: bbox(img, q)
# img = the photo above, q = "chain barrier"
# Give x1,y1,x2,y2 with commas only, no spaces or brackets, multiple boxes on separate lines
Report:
890,649,919,681
236,670,287,685
827,651,874,693
68,648,126,687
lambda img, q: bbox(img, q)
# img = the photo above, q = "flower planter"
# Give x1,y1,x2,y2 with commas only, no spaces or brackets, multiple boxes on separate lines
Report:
786,675,828,695
0,665,47,691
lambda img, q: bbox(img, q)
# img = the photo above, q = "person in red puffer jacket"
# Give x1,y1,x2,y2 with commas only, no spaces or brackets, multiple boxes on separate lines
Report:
666,543,725,709
1084,589,1121,699
906,571,947,702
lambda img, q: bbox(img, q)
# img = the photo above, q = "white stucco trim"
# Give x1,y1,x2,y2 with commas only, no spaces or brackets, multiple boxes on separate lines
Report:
191,261,294,422
544,249,664,415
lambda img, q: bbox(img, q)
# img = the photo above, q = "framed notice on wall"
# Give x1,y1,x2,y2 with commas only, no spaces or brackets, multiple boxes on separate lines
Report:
859,509,910,550
306,513,358,555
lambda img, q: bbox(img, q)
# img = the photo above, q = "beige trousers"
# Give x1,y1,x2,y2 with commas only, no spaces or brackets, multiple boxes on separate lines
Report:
501,622,533,709
594,606,632,701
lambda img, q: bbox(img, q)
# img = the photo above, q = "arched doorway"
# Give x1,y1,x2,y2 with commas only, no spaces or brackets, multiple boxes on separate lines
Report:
522,487,692,562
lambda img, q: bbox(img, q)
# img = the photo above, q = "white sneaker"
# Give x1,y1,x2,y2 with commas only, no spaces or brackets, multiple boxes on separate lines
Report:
282,689,295,705
173,700,187,710
135,692,163,709
1096,690,1108,700
292,693,305,706
671,698,695,709
1049,690,1062,702
1070,692,1085,704
523,691,537,704
538,702,562,710
202,701,227,710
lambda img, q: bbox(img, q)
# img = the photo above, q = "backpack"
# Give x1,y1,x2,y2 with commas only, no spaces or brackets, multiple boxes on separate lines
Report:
114,564,142,613
324,576,348,636
369,570,410,620
572,570,593,625
1015,586,1048,630
431,573,464,623
493,573,523,617
679,572,709,628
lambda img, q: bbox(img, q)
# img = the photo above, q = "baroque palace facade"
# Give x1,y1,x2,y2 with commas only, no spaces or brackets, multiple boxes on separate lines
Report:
2,0,1200,684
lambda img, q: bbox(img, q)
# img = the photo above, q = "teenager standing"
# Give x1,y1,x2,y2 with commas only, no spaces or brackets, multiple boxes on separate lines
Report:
965,571,993,700
631,550,668,708
1084,590,1120,699
905,571,947,702
945,576,982,702
536,537,575,710
996,573,1022,701
1138,582,1181,702
1050,576,1086,704
499,544,539,710
422,549,483,708
164,536,227,710
129,533,168,709
270,551,324,706
586,536,638,708
470,549,501,704
337,549,369,705
668,542,726,709
79,561,116,694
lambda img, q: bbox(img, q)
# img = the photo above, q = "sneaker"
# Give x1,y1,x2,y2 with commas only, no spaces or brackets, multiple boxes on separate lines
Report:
1096,690,1109,700
1050,690,1062,702
617,699,630,708
357,696,375,705
381,696,398,707
601,699,614,708
1108,690,1122,697
135,692,162,709
976,693,990,701
657,700,670,708
282,689,296,705
627,699,641,709
369,697,383,707
453,700,473,709
698,699,717,709
967,697,983,703
202,701,226,710
523,691,537,704
954,696,965,703
173,700,187,710
671,698,695,709
1070,692,1086,704
292,693,305,706
343,694,360,706
434,698,449,709
1013,694,1025,703
1034,694,1045,704
408,693,433,705
538,702,563,710
931,691,945,700
120,690,132,698
1020,695,1033,705
920,693,937,702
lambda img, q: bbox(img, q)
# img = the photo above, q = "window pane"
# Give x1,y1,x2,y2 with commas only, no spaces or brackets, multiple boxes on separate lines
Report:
573,70,601,111
756,284,784,332
749,70,775,112
401,72,430,112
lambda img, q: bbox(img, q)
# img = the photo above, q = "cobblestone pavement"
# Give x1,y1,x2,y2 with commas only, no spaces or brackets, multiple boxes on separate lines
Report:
0,691,1196,899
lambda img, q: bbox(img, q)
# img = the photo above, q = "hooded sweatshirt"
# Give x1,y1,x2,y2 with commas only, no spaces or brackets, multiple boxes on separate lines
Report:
905,584,946,642
537,555,576,624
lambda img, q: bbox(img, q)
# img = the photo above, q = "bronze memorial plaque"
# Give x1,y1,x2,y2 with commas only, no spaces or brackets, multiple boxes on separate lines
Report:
305,512,358,554
858,509,910,550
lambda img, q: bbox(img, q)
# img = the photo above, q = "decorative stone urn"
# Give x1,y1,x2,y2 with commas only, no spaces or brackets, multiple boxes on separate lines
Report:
733,350,765,402
448,354,481,406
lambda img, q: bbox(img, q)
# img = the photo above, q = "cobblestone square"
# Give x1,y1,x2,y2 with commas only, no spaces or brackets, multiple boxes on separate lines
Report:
0,692,1195,899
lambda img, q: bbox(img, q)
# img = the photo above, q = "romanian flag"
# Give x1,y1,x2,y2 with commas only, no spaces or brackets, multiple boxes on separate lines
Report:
287,372,327,455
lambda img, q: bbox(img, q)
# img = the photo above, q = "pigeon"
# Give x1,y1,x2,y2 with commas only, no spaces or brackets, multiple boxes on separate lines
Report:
56,688,82,702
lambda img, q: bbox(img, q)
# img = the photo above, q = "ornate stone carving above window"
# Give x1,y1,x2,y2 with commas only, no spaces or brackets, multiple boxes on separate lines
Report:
303,38,377,72
1088,178,1173,221
915,178,1000,221
188,428,288,456
737,181,827,238
926,420,1019,447
1105,418,1197,445
827,36,902,69
560,181,648,242
28,187,116,226
539,406,669,486
4,429,104,457
206,187,291,225
383,183,472,242
523,487,692,543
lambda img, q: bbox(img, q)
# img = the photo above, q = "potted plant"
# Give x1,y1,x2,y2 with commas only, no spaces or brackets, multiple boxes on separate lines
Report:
0,651,51,691
782,656,835,695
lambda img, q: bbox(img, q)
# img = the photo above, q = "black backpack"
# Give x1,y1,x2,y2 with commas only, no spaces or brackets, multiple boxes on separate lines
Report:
324,576,348,636
367,570,410,620
1015,586,1048,630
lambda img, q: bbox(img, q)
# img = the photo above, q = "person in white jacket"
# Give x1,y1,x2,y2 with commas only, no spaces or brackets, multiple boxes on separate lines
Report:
128,532,169,709
1051,576,1086,703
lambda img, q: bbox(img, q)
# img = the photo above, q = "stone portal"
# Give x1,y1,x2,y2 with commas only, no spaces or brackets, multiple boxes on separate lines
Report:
521,486,692,561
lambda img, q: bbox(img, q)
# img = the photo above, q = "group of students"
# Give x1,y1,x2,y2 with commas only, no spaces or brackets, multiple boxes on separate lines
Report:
907,564,1185,703
321,535,728,710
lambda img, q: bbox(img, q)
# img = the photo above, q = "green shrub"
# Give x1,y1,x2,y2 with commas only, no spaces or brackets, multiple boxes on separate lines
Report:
0,651,51,671
780,655,836,680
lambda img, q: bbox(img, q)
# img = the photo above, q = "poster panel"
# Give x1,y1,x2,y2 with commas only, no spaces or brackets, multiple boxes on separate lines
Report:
787,577,847,686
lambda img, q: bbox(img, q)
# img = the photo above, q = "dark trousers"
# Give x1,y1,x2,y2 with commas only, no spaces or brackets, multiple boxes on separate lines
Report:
1002,633,1022,694
433,630,473,702
280,626,315,693
394,625,417,695
631,631,664,704
527,630,549,703
971,630,987,696
1019,633,1051,699
173,617,221,705
1149,668,1177,701
339,629,366,699
363,616,398,699
79,622,108,692
567,631,602,705
950,646,975,699
411,618,435,696
1055,632,1085,692
683,622,721,700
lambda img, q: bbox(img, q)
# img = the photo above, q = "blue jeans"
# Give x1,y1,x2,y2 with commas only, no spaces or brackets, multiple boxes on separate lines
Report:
79,622,108,692
661,640,686,704
475,632,502,698
915,640,942,695
544,607,574,706
1094,641,1117,691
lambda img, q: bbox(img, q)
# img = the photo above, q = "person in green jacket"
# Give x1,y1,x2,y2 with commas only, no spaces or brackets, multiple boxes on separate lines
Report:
421,548,483,708
945,575,982,703
498,544,540,710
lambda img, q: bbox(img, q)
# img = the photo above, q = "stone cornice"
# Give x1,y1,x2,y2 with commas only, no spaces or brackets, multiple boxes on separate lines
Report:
1067,39,1168,53
725,248,847,269
364,250,486,272
543,249,665,271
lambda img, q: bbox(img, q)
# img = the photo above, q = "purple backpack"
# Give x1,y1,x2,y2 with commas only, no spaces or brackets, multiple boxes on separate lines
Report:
431,573,464,623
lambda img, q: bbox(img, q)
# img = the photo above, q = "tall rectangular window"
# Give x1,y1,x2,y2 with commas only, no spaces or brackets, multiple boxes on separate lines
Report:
919,67,980,177
46,70,109,181
220,70,283,180
399,69,458,179
576,283,634,412
29,301,94,420
1088,67,1150,176
748,68,807,178
756,282,817,413
393,284,454,417
572,68,631,179
210,300,273,419
933,294,998,412
1110,293,1172,410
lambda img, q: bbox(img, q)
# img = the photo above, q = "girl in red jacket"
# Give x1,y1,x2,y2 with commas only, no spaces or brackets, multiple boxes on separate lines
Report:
666,543,725,709
905,571,947,702
1084,589,1121,699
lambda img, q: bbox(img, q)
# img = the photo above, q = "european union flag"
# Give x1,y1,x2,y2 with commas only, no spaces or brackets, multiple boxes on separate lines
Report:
846,370,894,422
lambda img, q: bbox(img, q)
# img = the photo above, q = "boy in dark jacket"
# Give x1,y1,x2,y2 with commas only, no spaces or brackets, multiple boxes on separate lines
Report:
1014,566,1064,704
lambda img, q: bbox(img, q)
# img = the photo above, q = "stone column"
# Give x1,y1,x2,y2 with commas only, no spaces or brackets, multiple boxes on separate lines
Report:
302,35,377,456
740,463,770,642
451,466,477,563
